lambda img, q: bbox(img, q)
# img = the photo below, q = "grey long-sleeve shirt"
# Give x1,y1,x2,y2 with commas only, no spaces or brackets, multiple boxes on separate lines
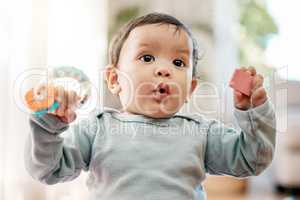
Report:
25,100,276,200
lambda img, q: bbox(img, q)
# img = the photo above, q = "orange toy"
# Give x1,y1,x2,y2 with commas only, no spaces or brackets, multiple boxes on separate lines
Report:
24,66,91,117
25,84,55,112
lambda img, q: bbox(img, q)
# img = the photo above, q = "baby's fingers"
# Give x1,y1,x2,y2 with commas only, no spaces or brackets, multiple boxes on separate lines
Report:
60,108,77,123
240,66,256,76
252,74,264,92
234,91,251,110
66,90,81,109
251,87,267,107
247,66,256,76
53,86,67,117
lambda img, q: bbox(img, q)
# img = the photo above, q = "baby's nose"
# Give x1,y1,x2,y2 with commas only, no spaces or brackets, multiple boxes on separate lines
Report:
155,67,171,78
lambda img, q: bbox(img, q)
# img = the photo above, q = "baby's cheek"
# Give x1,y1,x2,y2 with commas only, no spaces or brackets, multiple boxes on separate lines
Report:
136,81,154,94
172,89,186,106
118,79,133,107
174,82,189,98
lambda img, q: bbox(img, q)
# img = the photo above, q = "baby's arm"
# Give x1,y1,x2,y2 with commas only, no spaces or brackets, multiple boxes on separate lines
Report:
24,113,99,184
204,100,276,177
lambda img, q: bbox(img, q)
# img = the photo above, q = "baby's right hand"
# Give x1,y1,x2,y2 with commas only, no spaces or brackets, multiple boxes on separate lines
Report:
50,85,80,123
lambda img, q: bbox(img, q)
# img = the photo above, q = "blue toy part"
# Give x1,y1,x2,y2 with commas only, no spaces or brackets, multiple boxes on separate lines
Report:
32,101,60,117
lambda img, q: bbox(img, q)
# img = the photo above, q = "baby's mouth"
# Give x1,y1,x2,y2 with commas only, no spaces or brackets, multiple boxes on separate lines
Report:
153,82,170,101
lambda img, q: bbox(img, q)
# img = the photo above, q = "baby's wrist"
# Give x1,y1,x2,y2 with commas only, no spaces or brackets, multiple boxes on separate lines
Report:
30,113,69,135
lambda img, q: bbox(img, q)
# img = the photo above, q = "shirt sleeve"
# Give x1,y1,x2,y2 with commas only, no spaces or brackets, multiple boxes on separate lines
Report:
24,112,101,185
204,100,276,177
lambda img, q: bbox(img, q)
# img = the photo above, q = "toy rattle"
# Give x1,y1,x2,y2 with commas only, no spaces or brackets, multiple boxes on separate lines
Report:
25,66,91,117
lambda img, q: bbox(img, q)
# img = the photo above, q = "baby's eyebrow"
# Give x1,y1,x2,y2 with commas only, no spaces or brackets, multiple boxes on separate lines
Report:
137,43,156,48
139,43,150,46
175,48,190,55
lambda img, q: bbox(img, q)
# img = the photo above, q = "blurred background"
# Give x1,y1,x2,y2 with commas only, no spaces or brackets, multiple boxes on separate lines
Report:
0,0,299,199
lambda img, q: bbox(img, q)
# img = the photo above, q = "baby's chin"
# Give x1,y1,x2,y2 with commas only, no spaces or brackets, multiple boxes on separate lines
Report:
123,103,181,119
120,95,185,118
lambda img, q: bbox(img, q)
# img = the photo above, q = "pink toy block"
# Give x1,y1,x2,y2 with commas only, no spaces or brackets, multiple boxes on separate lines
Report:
229,69,254,96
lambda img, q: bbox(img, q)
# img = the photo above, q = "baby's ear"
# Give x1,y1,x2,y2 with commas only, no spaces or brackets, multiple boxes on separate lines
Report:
105,64,121,95
189,78,198,96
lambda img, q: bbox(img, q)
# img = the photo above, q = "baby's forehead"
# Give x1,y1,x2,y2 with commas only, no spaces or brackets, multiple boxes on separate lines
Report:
126,24,193,53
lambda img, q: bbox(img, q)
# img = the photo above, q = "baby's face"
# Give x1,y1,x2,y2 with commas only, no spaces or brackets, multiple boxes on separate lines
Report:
113,24,197,118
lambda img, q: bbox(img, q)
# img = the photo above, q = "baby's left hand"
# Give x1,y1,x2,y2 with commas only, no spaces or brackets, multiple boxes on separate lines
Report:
234,66,267,110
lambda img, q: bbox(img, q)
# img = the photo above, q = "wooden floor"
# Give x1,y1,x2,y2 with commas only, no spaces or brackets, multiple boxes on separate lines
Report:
204,176,300,200
207,193,300,200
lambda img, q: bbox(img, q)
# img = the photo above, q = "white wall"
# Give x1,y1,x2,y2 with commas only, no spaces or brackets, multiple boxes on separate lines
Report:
0,0,108,199
212,0,239,123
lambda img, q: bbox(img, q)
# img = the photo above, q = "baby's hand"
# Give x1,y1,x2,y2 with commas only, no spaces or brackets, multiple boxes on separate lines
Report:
34,84,80,123
233,66,267,110
51,85,80,123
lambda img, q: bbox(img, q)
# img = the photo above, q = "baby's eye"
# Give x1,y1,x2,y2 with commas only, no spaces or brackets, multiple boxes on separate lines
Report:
140,55,155,63
173,59,185,67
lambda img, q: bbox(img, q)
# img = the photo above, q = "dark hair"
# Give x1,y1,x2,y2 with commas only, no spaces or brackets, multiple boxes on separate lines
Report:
109,12,200,77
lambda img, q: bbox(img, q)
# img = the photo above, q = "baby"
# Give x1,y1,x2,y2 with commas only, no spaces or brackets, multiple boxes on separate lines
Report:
25,13,276,200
